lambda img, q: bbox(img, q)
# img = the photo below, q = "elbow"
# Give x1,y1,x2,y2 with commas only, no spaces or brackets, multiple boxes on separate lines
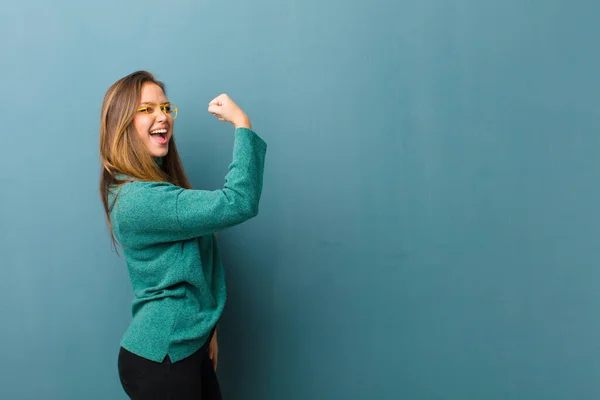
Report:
227,190,260,222
241,200,260,220
251,203,260,218
248,202,260,219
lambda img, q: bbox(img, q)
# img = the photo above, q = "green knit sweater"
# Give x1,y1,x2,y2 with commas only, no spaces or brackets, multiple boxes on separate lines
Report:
109,127,267,363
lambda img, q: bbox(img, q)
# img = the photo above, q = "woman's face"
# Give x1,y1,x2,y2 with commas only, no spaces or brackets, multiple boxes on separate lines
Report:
133,82,173,158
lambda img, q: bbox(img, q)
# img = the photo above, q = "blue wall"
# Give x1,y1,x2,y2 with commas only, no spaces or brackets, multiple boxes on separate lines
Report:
1,1,599,399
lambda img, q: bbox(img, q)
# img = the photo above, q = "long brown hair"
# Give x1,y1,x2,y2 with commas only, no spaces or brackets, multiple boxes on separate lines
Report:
99,70,192,253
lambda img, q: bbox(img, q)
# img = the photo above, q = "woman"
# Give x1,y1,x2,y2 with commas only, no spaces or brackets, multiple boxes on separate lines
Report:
99,70,267,399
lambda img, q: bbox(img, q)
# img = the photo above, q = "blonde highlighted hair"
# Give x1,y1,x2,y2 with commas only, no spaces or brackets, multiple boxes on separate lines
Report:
99,70,191,253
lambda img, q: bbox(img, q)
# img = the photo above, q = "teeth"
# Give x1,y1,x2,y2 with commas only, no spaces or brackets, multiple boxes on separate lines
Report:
150,129,167,135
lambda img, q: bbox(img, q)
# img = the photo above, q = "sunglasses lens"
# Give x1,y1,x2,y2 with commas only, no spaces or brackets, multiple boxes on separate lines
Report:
167,105,178,119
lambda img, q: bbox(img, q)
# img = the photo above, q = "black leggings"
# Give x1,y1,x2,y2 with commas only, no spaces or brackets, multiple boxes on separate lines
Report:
118,341,222,400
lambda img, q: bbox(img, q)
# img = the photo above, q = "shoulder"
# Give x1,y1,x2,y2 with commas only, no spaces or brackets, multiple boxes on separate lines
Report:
114,180,173,199
111,180,184,212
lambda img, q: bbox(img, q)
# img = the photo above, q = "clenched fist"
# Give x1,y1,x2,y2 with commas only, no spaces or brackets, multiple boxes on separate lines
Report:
208,94,252,130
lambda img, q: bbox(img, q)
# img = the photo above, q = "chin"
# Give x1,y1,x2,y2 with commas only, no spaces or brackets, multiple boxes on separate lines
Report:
152,143,170,158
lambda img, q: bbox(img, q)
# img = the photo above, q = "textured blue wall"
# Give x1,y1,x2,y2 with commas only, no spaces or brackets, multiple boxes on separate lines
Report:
1,1,599,399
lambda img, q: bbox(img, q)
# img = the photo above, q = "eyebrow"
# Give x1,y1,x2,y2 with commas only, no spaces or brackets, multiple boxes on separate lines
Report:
140,101,170,105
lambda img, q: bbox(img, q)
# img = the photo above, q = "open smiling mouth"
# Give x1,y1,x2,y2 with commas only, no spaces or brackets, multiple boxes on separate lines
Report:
150,128,168,145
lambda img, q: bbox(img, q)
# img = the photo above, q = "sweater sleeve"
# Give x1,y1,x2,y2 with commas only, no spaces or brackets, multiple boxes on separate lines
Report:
112,127,267,247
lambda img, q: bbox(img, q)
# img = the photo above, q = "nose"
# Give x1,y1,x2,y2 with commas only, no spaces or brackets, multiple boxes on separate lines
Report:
155,109,167,122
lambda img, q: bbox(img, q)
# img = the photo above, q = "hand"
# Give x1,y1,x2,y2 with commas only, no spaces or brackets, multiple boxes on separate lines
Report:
208,94,252,130
208,329,219,372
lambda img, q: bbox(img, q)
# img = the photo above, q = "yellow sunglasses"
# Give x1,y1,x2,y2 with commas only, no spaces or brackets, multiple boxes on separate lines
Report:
137,102,178,119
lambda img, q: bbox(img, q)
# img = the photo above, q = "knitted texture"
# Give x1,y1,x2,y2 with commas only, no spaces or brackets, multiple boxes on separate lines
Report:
109,127,267,362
